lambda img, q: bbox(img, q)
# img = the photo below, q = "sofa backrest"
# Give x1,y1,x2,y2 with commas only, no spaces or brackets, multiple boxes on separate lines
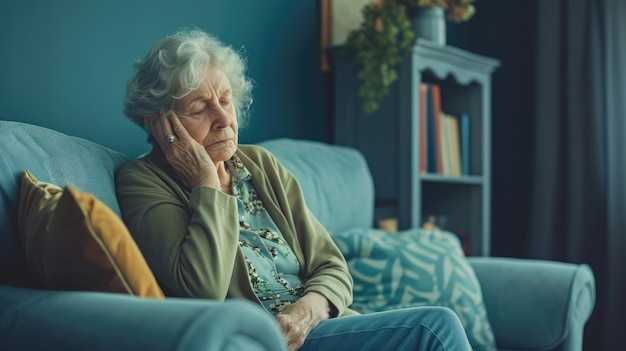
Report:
258,138,375,235
0,120,129,286
0,123,374,286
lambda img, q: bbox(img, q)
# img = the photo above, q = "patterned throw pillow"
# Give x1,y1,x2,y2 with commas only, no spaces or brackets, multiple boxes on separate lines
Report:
332,227,496,351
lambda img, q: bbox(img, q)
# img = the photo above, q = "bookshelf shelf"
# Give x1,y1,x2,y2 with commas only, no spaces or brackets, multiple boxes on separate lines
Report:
330,40,500,256
420,174,484,185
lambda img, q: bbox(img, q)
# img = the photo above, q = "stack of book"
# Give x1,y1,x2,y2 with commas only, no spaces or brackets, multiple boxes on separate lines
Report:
419,83,470,176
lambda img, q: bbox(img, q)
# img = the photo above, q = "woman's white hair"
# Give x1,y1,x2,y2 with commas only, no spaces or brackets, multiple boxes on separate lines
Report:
124,27,253,136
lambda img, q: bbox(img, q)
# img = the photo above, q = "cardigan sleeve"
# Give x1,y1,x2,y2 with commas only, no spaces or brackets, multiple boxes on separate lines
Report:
115,159,241,300
284,178,354,317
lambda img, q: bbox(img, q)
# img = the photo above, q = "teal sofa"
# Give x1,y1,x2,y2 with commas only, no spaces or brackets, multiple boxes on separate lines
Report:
0,120,595,350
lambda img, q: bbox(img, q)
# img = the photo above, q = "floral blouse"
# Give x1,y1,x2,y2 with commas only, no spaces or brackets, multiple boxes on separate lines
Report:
226,155,304,314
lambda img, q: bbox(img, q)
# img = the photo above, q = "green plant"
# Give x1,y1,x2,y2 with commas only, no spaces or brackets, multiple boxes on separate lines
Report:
343,2,414,115
342,0,475,115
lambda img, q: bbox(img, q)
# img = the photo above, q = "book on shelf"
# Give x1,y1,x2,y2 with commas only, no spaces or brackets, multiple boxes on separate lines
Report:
419,83,428,174
461,113,470,176
448,113,462,176
424,83,442,174
432,84,443,174
425,84,436,173
439,111,451,176
438,112,462,176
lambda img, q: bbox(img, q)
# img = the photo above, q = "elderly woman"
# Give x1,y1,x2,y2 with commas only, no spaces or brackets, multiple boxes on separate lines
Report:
115,28,471,351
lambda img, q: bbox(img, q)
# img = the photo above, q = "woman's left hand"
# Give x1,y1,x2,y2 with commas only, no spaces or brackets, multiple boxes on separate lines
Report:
275,292,331,351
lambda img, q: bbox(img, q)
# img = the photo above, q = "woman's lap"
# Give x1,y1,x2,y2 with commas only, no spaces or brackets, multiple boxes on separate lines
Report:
300,306,471,351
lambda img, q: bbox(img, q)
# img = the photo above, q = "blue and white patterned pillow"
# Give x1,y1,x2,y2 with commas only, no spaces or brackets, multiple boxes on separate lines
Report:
332,227,496,351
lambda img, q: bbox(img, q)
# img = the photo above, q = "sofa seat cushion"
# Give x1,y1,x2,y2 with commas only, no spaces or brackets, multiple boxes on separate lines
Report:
332,227,496,351
17,170,164,298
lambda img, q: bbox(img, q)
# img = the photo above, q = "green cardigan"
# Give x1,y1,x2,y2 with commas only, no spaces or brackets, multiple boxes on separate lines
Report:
115,144,354,316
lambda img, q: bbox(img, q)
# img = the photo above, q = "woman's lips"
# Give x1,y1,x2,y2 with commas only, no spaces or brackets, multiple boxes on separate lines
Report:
206,138,234,149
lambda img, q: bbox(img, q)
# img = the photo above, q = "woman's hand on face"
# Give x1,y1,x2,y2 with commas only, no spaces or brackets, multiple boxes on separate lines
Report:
275,292,331,351
146,110,220,190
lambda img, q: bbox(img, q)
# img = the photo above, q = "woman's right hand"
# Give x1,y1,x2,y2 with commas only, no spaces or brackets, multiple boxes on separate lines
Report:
145,110,220,190
276,292,331,351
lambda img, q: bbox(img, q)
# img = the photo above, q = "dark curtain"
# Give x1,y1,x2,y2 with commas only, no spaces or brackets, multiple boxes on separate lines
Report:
529,0,626,350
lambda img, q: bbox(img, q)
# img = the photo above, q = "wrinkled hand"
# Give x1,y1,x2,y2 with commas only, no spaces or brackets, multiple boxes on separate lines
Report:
145,110,219,190
275,292,331,351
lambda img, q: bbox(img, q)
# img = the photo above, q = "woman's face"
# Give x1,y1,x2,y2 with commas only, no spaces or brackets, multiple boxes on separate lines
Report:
174,64,238,163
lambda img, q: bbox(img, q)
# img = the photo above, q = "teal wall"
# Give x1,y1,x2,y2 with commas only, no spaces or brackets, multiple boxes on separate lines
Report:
1,0,537,260
0,0,327,157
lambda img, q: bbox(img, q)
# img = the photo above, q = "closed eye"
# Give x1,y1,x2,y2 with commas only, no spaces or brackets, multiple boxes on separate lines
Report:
220,97,231,107
220,90,232,107
190,103,213,116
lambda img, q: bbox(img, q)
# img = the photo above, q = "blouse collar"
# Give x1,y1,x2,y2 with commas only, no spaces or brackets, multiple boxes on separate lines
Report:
226,153,252,181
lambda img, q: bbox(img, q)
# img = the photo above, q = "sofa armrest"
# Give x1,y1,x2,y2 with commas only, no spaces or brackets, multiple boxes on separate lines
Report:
467,257,595,351
0,285,285,351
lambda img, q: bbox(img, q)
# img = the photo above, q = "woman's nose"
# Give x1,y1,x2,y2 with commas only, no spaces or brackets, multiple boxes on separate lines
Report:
211,107,231,129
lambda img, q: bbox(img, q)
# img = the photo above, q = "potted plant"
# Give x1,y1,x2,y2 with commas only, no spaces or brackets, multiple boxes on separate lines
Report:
343,0,476,115
403,0,476,23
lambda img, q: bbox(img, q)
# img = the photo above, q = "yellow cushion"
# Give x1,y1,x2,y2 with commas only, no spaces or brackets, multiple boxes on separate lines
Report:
17,169,164,298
